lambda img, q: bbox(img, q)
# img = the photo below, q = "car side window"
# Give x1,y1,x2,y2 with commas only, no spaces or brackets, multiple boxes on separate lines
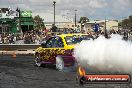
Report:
45,38,55,48
54,37,64,48
45,37,64,48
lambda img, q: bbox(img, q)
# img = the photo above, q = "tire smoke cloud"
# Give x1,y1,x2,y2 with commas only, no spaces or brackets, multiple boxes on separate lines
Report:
74,34,132,73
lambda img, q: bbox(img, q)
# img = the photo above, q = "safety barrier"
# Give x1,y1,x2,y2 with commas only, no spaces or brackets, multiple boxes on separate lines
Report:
0,44,41,56
0,44,41,51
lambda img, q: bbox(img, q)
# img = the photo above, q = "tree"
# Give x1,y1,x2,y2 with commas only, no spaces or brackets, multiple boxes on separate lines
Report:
128,15,132,30
122,19,129,29
118,22,122,27
119,15,132,31
33,15,45,30
79,17,89,23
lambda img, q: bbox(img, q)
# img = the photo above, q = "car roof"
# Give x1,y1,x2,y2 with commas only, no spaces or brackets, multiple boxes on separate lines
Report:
56,33,88,37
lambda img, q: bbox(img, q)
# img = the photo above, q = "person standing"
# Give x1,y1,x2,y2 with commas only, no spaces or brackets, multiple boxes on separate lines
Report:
51,24,58,32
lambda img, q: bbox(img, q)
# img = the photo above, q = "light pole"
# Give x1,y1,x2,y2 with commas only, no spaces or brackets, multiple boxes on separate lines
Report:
75,10,77,27
16,7,22,33
104,16,108,38
53,1,56,25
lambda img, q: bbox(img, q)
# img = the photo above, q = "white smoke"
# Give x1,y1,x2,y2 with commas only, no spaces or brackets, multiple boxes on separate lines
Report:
74,34,132,73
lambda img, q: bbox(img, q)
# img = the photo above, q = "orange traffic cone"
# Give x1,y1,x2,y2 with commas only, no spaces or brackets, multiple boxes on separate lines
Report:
12,52,16,59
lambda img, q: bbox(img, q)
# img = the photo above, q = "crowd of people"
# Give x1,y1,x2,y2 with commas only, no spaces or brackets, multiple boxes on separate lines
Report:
0,29,51,44
88,29,132,41
0,25,84,44
0,27,131,44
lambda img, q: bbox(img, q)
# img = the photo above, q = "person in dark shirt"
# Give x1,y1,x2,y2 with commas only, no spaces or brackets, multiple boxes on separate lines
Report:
51,24,58,32
123,31,128,41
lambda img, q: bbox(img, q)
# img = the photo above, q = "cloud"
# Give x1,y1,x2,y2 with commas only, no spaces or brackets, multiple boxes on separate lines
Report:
105,0,132,19
0,0,131,20
88,0,107,8
55,0,107,20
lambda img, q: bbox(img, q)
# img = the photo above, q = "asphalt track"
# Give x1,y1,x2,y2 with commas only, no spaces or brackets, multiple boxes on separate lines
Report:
0,55,132,88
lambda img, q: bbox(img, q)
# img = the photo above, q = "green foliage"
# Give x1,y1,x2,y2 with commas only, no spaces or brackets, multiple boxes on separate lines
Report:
33,15,45,30
79,17,89,23
120,15,132,30
128,15,132,30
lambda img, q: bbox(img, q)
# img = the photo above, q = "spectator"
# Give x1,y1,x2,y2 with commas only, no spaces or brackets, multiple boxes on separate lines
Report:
0,35,2,44
123,31,128,41
51,24,58,32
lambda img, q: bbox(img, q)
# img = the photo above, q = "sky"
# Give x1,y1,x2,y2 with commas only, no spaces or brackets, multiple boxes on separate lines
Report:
0,0,132,21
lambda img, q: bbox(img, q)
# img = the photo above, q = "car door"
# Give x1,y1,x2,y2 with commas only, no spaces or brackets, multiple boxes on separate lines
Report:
41,36,65,64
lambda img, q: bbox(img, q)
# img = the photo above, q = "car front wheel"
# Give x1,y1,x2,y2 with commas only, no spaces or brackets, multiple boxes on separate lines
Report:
56,56,64,71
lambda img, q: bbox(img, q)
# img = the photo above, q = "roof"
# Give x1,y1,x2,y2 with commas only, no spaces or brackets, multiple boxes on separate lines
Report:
0,8,9,13
86,20,106,24
86,20,118,24
0,18,13,21
57,33,88,37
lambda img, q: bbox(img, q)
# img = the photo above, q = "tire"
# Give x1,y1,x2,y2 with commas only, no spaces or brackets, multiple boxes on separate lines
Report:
56,56,64,71
35,54,45,67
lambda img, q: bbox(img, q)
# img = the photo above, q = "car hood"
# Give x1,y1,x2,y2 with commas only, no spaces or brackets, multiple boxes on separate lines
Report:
65,44,77,49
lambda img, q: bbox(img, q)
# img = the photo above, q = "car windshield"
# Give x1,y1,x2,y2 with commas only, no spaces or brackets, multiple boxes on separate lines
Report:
65,35,91,45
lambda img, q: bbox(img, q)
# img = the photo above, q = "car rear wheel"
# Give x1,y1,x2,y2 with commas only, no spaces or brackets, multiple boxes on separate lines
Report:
56,56,64,71
35,54,45,67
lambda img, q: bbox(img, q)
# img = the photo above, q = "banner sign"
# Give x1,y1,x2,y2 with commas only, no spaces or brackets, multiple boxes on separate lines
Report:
20,11,32,17
79,74,131,84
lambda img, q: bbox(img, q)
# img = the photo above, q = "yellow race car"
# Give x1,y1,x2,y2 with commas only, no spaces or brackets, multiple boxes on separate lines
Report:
35,34,91,71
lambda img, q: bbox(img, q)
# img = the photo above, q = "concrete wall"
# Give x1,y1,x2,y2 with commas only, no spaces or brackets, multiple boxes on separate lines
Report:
84,22,104,32
63,23,81,29
45,22,81,30
106,20,119,31
84,20,119,32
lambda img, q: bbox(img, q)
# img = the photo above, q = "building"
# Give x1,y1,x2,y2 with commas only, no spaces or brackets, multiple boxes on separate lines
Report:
19,10,34,32
83,20,119,33
0,8,34,33
0,8,16,33
33,13,81,30
63,22,81,30
106,20,118,31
